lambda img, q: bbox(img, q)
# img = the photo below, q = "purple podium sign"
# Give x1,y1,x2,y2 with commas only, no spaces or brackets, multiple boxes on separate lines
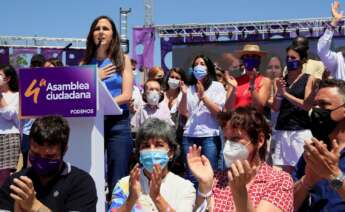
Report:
19,66,97,117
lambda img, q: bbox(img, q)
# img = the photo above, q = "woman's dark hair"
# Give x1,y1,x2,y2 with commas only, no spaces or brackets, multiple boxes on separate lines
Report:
164,67,186,91
218,106,271,161
189,55,216,90
82,16,124,71
286,44,308,62
29,115,70,155
0,64,18,92
46,58,63,67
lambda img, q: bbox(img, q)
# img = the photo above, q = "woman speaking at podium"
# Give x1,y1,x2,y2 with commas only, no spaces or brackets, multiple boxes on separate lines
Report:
81,15,133,201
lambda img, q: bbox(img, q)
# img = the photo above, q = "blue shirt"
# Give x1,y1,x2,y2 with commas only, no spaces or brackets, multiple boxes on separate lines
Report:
90,58,128,110
292,148,345,212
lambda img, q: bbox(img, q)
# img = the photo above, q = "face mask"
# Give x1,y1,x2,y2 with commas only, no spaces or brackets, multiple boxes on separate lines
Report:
168,78,180,90
29,154,61,176
146,90,161,106
309,107,339,144
286,59,301,71
223,140,249,168
230,68,245,78
139,149,169,172
193,65,208,80
0,75,6,86
243,57,260,71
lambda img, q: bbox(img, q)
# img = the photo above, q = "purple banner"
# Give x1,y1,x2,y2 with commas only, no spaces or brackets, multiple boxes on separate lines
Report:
11,47,38,70
66,49,85,66
131,27,155,69
19,65,97,117
0,47,9,65
41,48,63,61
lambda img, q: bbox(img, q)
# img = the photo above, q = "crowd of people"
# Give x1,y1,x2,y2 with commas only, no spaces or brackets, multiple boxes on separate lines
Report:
1,1,345,211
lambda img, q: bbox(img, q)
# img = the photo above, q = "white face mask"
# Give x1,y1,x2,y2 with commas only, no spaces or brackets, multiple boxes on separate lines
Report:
223,140,249,168
146,90,161,106
168,78,180,90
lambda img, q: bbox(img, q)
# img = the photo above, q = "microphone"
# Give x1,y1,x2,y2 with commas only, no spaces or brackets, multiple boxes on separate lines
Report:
63,43,73,51
96,38,102,49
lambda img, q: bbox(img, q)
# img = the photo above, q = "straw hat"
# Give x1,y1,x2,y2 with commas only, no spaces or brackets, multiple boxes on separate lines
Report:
235,44,267,58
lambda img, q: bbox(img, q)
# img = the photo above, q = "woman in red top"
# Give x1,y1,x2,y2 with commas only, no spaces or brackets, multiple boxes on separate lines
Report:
224,44,271,112
187,107,293,212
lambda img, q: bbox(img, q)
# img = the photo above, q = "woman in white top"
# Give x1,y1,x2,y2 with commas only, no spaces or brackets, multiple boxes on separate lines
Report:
108,118,195,212
0,65,20,186
179,55,226,182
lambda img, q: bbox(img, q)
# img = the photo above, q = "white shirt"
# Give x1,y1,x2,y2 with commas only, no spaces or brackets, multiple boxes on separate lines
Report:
317,27,345,80
0,92,19,134
113,170,196,212
184,81,226,137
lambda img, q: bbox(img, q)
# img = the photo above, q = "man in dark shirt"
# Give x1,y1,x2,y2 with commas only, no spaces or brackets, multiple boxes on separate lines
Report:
293,79,345,211
0,115,97,212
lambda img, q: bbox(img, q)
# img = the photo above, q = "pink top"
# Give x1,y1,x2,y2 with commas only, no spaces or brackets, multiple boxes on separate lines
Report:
212,163,293,212
233,74,263,109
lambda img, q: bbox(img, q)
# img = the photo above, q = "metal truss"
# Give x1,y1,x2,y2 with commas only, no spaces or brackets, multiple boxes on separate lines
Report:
0,35,86,49
155,17,344,39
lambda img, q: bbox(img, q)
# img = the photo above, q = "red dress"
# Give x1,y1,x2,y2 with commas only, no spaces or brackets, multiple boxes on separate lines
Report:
232,74,263,109
212,163,293,212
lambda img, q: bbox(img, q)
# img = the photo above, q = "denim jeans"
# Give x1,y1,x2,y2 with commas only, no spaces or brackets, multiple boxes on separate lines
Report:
182,136,222,185
105,111,133,196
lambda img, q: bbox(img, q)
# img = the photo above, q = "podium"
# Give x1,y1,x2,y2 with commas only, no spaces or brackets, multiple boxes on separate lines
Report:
64,81,122,212
19,66,122,212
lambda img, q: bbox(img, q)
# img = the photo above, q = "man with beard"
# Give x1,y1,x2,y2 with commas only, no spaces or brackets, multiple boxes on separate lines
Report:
0,115,97,212
293,79,345,211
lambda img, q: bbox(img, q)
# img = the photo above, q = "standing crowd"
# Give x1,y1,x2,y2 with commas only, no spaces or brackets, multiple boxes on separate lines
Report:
1,1,345,211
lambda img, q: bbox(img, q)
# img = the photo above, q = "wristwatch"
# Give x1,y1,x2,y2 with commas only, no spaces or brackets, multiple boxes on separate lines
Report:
330,172,345,190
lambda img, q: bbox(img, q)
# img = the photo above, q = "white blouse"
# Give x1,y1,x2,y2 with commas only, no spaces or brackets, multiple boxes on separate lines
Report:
0,92,19,134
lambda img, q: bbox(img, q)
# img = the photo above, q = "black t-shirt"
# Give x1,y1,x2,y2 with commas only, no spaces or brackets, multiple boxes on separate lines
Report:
0,162,97,212
276,73,311,130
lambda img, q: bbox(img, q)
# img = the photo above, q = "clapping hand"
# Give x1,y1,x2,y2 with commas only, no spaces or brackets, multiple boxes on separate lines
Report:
304,138,343,180
196,81,205,100
227,160,258,192
275,78,287,97
128,164,141,202
149,164,164,201
10,176,42,211
187,145,214,191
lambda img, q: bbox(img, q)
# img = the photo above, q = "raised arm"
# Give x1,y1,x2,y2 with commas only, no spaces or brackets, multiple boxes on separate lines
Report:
317,0,343,74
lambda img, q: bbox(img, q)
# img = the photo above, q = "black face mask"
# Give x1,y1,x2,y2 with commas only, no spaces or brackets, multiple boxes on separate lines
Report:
310,107,338,146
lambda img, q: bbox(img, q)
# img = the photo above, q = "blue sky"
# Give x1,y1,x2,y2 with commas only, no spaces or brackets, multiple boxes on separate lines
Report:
0,0,334,66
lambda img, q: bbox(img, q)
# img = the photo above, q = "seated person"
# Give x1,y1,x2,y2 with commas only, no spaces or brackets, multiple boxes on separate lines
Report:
131,79,174,129
293,79,345,211
108,118,196,212
0,115,97,212
187,107,293,212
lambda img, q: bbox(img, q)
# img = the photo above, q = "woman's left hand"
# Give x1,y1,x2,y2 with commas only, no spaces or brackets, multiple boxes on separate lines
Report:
227,160,258,192
149,164,163,201
196,80,205,100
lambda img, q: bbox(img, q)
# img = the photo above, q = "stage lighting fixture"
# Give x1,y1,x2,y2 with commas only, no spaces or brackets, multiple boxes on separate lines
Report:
309,27,313,36
215,32,220,40
228,31,233,39
296,28,300,36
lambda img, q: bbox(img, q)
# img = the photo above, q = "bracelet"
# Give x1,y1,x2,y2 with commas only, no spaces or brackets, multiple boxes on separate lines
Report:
197,189,212,198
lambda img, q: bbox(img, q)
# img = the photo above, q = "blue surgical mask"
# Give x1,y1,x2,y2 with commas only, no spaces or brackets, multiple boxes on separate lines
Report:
139,149,169,172
193,65,208,80
286,58,301,71
243,57,260,71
